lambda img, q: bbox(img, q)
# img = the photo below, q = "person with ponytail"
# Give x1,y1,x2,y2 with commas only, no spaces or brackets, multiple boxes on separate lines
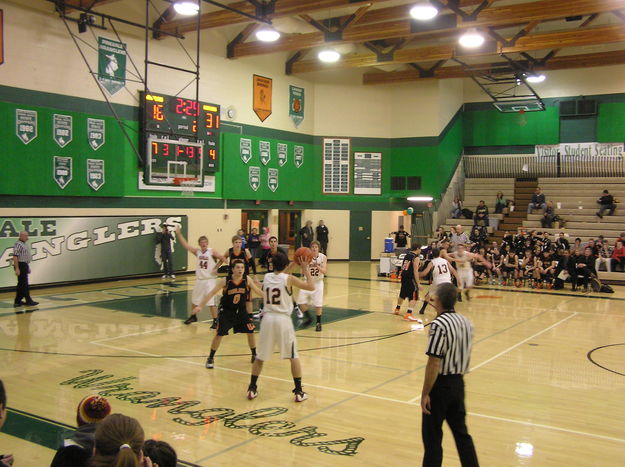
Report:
90,414,155,467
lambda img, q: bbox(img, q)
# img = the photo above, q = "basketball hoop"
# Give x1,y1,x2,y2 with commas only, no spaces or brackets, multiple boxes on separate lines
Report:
517,108,528,127
174,177,198,197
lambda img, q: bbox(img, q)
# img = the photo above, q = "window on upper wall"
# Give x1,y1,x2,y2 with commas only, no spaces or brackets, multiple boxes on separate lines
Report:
391,176,406,191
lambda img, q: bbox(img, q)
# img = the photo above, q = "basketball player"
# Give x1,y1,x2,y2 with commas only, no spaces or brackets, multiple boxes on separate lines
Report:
246,252,314,402
487,247,503,284
192,260,262,369
449,244,490,301
501,249,520,286
215,235,258,317
176,227,225,328
392,242,422,321
266,236,289,272
297,241,328,331
418,248,461,314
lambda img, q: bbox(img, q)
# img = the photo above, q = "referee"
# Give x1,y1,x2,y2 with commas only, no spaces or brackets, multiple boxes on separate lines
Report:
420,282,478,466
13,231,38,307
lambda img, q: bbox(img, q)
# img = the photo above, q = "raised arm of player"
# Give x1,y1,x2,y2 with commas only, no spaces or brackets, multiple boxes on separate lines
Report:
288,260,315,291
248,277,263,297
175,226,198,255
192,278,226,314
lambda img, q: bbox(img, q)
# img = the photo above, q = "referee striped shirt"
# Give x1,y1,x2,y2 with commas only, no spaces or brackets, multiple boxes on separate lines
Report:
13,240,32,263
425,311,473,375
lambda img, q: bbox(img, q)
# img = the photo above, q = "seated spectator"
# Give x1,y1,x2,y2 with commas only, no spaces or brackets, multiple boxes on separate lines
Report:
572,247,596,292
494,191,509,214
611,240,625,272
62,395,112,452
474,200,489,226
585,239,600,256
92,413,153,467
541,201,556,228
434,227,448,243
470,226,483,246
527,187,547,213
596,189,617,218
451,197,463,219
555,232,569,250
143,440,177,467
596,240,613,272
51,445,90,467
570,237,582,252
0,379,14,467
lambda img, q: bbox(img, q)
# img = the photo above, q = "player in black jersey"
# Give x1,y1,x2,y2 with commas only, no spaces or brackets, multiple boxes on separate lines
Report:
216,235,259,317
193,260,263,369
537,250,556,288
393,243,422,321
488,247,503,284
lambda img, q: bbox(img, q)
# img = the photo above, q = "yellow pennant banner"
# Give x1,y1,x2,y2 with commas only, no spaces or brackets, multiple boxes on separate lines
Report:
253,74,272,122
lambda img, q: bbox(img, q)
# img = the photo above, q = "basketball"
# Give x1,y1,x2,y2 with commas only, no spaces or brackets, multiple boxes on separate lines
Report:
294,247,314,264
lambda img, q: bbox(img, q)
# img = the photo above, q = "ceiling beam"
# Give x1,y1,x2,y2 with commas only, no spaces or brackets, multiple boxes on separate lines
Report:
232,0,625,58
61,0,122,12
290,24,625,74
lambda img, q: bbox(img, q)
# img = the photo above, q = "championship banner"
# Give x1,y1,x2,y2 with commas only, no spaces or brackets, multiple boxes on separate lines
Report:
97,37,127,96
294,145,304,168
253,74,272,122
53,114,73,147
259,140,271,165
536,142,624,159
249,166,260,191
88,118,105,150
240,138,252,163
16,109,37,144
268,168,278,192
87,159,105,191
277,143,287,166
0,216,188,288
289,85,304,128
53,156,72,189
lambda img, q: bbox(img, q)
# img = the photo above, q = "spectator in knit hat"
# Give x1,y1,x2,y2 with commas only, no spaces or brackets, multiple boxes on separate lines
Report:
58,395,112,454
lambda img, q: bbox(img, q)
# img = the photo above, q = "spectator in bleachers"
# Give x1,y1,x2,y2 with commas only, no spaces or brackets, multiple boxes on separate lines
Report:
434,227,448,243
56,395,111,456
0,379,13,467
556,232,570,250
143,440,177,467
572,247,596,292
618,232,625,246
611,240,625,272
596,189,617,218
585,239,600,256
450,224,469,250
91,413,154,467
596,239,613,272
527,187,547,213
494,191,509,214
474,200,489,226
469,227,483,246
541,201,557,228
451,197,463,219
570,237,582,252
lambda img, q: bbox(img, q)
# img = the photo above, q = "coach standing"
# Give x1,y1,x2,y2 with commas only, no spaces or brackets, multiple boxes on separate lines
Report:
420,282,478,467
316,220,329,255
13,231,38,307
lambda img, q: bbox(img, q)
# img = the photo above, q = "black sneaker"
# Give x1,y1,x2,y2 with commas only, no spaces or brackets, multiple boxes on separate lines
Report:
293,389,308,402
14,301,24,307
247,385,258,400
211,319,218,329
315,323,322,332
205,357,214,369
24,300,39,307
184,315,198,325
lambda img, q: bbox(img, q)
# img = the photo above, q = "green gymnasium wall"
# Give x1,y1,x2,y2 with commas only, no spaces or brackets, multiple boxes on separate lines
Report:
597,102,625,142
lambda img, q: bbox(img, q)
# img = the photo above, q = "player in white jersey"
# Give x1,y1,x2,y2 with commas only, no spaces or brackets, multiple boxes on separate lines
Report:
418,248,460,314
449,244,490,301
247,251,314,402
297,241,327,331
175,226,226,329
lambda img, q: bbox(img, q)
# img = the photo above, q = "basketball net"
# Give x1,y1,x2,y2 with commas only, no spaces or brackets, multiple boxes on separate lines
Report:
516,109,528,127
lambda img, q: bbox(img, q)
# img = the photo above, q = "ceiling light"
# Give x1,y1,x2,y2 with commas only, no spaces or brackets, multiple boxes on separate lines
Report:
459,29,485,48
255,27,281,42
407,196,433,202
526,73,546,83
318,49,341,63
173,1,199,16
410,2,439,20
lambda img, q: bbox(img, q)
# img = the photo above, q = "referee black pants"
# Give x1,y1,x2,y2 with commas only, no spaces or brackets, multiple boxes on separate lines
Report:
422,374,479,467
15,262,32,304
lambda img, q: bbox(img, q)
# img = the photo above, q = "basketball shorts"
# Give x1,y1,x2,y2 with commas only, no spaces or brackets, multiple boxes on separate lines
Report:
257,312,298,361
458,268,474,288
399,278,418,300
501,266,517,274
217,307,254,336
192,278,217,307
297,280,324,307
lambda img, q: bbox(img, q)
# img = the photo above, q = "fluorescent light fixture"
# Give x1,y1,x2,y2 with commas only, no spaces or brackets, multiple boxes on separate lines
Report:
410,2,439,20
526,73,546,83
407,196,433,202
255,27,281,42
318,49,341,63
173,1,199,16
459,29,485,48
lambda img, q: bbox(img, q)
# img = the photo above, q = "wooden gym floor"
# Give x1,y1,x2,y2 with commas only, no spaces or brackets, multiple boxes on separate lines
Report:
1,262,624,466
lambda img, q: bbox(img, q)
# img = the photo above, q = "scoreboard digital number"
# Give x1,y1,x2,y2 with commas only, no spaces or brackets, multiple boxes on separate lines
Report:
140,92,220,186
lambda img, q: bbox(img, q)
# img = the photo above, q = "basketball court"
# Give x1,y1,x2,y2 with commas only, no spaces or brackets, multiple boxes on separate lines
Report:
1,263,624,466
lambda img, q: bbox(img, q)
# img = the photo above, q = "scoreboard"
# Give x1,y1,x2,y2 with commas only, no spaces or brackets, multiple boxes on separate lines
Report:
140,92,220,186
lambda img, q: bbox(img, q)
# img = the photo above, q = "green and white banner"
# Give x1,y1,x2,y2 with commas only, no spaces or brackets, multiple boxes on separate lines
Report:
97,37,127,96
259,140,271,165
268,168,278,192
277,143,287,167
16,109,37,144
53,114,73,147
240,138,252,164
0,216,188,288
249,166,260,191
53,156,72,189
289,85,304,128
294,145,304,168
87,118,105,150
87,159,105,191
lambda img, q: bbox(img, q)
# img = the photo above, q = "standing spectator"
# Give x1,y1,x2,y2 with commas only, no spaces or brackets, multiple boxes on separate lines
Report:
0,379,14,467
247,227,261,264
596,189,617,218
13,231,38,307
494,191,509,214
390,225,411,251
473,200,489,227
541,201,556,228
237,229,247,249
299,220,314,248
419,283,479,467
451,197,463,219
315,220,329,255
450,225,469,251
527,187,547,213
596,240,613,272
611,240,625,272
156,224,175,279
259,227,271,268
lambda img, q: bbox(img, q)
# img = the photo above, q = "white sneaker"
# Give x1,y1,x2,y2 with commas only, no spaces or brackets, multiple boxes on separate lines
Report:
161,275,167,279
170,274,176,279
247,387,258,400
293,390,308,402
295,306,304,319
